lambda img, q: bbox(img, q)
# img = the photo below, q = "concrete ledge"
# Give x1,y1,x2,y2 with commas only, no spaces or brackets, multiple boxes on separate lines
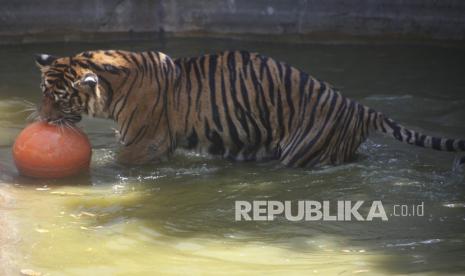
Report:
1,0,465,44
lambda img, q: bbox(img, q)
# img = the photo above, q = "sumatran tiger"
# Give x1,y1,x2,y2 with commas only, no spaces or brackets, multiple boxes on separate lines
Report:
33,50,465,168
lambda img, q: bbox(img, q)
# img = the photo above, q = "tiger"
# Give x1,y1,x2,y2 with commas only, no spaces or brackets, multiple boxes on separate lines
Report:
34,50,465,168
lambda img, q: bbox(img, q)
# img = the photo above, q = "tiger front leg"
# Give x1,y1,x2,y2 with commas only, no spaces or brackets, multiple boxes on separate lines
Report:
117,137,173,165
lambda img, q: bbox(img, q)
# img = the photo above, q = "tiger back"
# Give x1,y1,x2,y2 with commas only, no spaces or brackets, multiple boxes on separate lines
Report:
34,50,465,168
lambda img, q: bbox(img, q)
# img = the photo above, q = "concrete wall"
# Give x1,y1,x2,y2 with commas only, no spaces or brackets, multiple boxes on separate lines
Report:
1,0,465,43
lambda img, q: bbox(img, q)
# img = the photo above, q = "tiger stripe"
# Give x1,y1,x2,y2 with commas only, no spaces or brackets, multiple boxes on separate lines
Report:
35,50,465,167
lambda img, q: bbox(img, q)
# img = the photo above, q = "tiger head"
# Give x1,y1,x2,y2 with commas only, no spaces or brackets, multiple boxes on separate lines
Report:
34,53,106,124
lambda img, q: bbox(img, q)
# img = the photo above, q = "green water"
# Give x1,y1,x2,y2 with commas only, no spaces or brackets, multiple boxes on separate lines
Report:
1,38,465,275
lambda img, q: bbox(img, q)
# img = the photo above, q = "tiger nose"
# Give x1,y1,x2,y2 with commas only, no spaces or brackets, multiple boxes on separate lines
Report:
40,96,62,122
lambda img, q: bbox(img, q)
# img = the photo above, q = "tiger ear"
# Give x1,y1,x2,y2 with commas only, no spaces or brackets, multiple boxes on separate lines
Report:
73,73,99,89
34,54,57,69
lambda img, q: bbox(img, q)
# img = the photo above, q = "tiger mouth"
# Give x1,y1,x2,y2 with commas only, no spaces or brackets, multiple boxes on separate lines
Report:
42,114,82,125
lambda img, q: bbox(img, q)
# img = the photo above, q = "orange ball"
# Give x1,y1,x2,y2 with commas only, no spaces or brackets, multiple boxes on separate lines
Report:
13,121,92,178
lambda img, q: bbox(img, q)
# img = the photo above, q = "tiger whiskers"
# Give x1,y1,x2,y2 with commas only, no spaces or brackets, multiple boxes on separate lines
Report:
12,106,38,119
49,119,75,135
26,110,40,122
62,120,81,135
21,99,36,107
57,121,65,134
17,107,37,113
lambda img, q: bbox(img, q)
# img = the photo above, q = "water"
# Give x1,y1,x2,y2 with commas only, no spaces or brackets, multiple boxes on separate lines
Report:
1,37,465,275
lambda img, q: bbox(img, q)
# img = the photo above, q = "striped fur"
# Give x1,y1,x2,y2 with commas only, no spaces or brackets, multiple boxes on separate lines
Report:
34,50,465,167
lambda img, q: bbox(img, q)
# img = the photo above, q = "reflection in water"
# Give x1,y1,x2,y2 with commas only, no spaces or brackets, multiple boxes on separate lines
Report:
0,38,465,275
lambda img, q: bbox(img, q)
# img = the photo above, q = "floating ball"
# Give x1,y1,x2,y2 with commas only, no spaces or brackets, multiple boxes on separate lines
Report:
13,121,91,178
